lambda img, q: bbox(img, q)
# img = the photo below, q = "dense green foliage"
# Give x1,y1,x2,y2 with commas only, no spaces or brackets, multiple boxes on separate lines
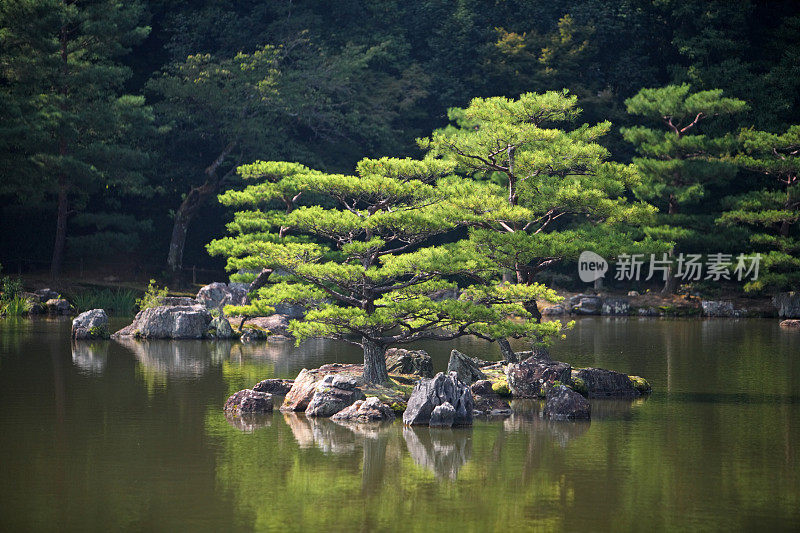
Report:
208,155,569,382
1,0,799,294
718,126,800,291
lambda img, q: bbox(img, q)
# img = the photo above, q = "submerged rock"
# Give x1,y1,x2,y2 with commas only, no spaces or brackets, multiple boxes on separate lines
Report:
572,367,641,397
112,305,212,339
72,309,110,340
446,349,486,384
253,378,295,395
780,319,800,329
332,397,395,423
403,372,473,426
224,389,273,414
543,385,590,420
506,356,572,398
385,347,433,378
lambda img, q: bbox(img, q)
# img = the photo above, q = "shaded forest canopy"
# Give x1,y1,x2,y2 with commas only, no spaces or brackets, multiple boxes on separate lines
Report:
1,0,799,288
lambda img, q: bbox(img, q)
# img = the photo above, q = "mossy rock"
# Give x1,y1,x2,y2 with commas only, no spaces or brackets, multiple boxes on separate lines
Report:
629,375,652,394
570,376,588,397
88,325,109,339
491,380,512,397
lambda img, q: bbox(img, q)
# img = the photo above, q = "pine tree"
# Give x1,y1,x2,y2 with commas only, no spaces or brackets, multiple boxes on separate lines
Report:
717,125,800,291
208,158,566,383
0,0,153,277
421,91,661,301
621,84,747,292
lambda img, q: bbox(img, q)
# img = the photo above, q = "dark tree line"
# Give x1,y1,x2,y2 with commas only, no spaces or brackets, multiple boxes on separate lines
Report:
1,0,799,288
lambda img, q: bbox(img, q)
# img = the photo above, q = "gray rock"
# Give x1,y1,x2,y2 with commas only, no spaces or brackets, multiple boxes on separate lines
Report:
773,292,800,318
46,298,71,315
35,288,60,301
627,291,640,297
701,300,736,317
209,316,234,339
253,378,295,395
385,347,434,378
403,372,474,426
637,307,660,316
472,389,512,417
542,305,566,315
446,349,486,384
331,396,395,423
224,389,273,414
602,297,630,315
506,356,572,398
245,315,292,337
305,374,366,418
429,402,456,427
470,380,494,396
569,294,602,315
158,296,199,307
543,385,590,420
196,282,249,313
71,309,110,340
572,367,639,397
112,305,212,339
240,327,268,342
281,364,363,412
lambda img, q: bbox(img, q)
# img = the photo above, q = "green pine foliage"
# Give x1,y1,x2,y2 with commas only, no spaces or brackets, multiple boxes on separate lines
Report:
718,125,800,291
421,91,666,290
208,157,568,383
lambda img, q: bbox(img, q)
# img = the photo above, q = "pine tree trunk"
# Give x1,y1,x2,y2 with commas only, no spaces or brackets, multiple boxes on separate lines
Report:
661,247,677,295
50,177,68,278
497,338,518,363
362,336,388,384
166,142,237,286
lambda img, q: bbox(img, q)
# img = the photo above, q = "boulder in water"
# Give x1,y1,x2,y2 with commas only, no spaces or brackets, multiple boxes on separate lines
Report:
305,374,366,417
331,396,395,423
112,305,212,339
506,356,572,398
403,372,473,426
543,385,590,420
71,309,110,340
224,389,273,414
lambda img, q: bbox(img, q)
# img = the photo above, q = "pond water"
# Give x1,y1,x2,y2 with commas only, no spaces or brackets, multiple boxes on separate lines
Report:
0,317,798,531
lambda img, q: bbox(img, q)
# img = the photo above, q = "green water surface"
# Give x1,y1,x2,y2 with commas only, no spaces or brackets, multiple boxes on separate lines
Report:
0,317,798,531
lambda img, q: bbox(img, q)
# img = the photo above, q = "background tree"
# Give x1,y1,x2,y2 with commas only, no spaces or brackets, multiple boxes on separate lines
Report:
718,125,800,291
622,84,747,293
422,91,662,304
0,0,153,277
208,158,566,383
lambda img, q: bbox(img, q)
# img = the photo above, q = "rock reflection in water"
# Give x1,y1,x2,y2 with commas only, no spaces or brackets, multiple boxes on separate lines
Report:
503,400,590,448
224,411,273,433
590,397,648,420
402,426,472,481
283,413,358,454
115,338,233,378
71,341,109,374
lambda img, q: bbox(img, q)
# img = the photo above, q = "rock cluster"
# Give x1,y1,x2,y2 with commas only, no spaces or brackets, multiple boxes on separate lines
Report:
470,380,512,416
305,374,366,417
331,397,395,423
403,372,473,427
281,364,363,412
